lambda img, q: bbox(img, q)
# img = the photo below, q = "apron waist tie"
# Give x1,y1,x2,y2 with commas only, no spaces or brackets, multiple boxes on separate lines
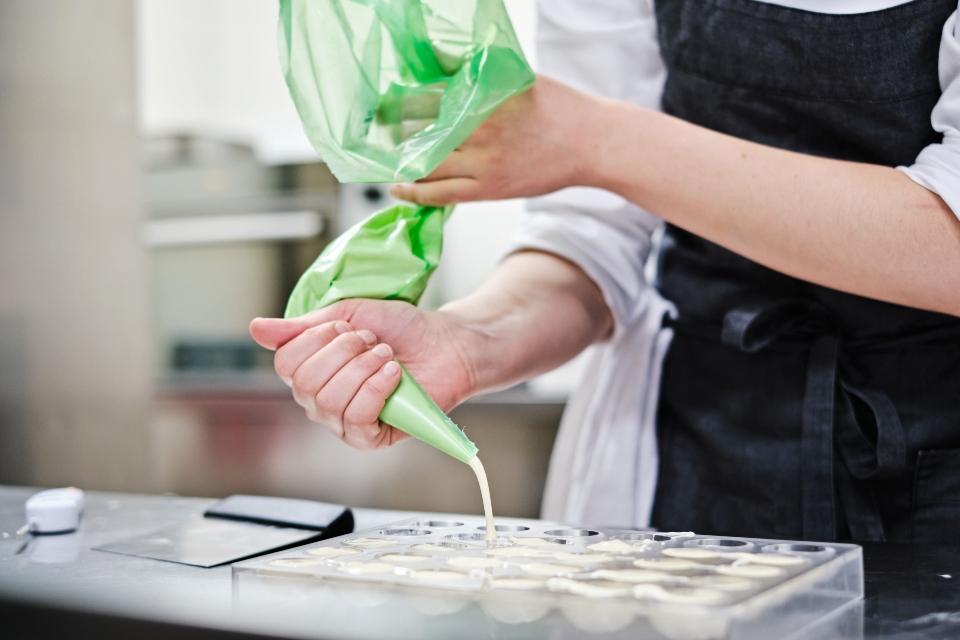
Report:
717,300,905,541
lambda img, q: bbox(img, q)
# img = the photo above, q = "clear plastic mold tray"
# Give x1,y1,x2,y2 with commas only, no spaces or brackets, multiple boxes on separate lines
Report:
231,517,863,640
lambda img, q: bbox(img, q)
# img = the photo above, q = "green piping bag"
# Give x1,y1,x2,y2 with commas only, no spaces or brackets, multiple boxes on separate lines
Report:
277,0,534,463
283,203,479,463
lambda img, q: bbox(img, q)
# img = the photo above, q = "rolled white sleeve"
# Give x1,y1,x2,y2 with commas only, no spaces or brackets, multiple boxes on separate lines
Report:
898,5,960,220
503,0,666,334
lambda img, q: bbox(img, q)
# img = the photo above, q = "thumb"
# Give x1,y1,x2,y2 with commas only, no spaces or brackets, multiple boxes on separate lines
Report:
249,317,310,351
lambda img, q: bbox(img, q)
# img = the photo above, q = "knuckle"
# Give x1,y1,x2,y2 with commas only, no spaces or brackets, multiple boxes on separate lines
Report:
340,332,370,355
290,369,313,397
314,393,341,419
273,353,291,378
305,323,333,341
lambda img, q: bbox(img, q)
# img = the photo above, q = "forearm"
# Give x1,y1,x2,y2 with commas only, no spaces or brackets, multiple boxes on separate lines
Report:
439,250,611,396
585,98,960,317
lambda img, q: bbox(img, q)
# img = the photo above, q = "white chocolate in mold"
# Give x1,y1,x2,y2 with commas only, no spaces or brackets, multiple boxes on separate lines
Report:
521,563,585,577
662,548,721,561
634,557,698,572
687,575,757,592
491,577,546,591
554,552,616,565
268,557,326,568
336,562,395,575
240,518,852,633
446,556,503,569
306,547,361,558
549,578,633,599
633,584,727,605
484,546,554,558
596,569,672,584
587,539,647,554
378,553,431,564
717,564,784,579
729,552,809,567
414,543,463,553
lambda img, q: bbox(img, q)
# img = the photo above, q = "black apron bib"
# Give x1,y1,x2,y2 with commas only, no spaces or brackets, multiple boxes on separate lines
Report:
649,0,960,543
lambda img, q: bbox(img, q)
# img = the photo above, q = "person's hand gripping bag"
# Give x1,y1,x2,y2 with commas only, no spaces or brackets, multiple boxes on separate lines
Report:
278,0,535,462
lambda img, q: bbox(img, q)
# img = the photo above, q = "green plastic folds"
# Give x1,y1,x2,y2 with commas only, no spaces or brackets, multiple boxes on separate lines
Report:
285,204,478,463
284,204,452,317
278,0,533,463
278,0,535,183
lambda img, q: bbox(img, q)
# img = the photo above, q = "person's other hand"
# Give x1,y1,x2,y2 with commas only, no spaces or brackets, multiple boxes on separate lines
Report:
390,75,598,206
249,299,478,450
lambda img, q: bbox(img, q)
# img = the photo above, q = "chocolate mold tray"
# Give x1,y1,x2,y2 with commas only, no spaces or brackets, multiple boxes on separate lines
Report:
232,517,863,640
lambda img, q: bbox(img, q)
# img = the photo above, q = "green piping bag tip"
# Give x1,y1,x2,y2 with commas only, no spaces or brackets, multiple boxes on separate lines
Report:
379,363,478,464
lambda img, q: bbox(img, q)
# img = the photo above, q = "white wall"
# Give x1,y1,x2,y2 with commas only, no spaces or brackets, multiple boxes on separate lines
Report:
0,0,154,490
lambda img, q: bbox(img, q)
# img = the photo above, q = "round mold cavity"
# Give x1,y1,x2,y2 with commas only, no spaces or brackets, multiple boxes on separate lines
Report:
633,557,698,572
414,541,467,551
687,575,757,592
543,528,600,538
409,569,471,583
477,524,530,533
716,564,784,580
445,532,488,542
413,520,464,528
686,538,755,552
762,543,834,558
380,528,432,537
267,557,325,568
613,532,672,543
521,562,585,577
376,552,432,564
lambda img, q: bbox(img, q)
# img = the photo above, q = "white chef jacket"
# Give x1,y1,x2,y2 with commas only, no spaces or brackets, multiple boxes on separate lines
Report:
504,0,960,529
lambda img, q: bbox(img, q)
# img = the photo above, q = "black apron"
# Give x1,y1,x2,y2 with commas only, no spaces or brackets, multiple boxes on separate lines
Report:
649,0,960,543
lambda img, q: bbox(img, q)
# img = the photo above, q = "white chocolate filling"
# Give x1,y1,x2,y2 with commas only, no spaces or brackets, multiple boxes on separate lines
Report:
595,569,671,584
549,578,632,598
633,558,697,572
554,552,616,565
727,552,809,567
491,577,546,590
716,564,784,579
336,562,395,575
267,557,325,568
446,556,503,569
521,563,585,577
662,548,720,561
687,575,757,591
305,547,361,558
378,553,431,563
484,547,553,558
633,584,726,605
414,543,462,552
587,540,644,554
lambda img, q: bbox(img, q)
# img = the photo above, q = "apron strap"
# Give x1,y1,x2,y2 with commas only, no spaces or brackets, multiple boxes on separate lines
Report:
800,336,839,541
720,300,905,541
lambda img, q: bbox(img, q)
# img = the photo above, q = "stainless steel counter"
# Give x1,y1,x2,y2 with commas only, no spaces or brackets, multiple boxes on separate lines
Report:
0,486,422,638
2,487,959,639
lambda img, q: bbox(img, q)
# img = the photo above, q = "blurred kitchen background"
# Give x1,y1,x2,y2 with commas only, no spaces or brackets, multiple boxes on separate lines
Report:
0,0,584,519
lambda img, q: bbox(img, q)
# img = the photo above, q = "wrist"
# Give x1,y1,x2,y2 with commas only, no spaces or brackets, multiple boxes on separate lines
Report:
577,96,656,199
434,301,510,400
